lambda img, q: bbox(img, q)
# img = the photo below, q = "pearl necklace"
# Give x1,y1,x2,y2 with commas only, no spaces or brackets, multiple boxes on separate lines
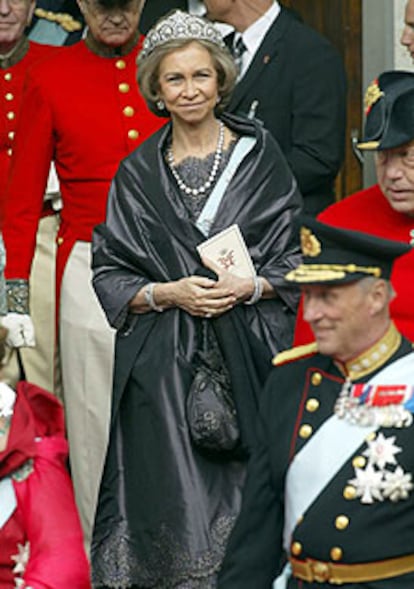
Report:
167,121,225,197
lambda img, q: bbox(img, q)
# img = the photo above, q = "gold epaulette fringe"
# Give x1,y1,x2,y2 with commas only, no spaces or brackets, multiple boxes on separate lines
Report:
272,342,318,366
34,8,83,33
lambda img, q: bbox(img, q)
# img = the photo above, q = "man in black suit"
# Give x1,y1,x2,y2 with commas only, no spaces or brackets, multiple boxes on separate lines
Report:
203,0,347,215
139,0,347,216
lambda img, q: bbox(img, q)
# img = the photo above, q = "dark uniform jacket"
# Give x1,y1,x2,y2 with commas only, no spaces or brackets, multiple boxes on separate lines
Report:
218,325,414,588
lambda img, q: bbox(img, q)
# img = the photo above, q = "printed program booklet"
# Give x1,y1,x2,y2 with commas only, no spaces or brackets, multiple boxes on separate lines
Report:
196,224,256,279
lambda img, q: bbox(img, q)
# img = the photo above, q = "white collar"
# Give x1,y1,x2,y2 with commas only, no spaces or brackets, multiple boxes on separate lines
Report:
241,1,281,57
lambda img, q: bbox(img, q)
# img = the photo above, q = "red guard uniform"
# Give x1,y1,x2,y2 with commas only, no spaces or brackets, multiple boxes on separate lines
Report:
2,37,165,547
294,184,414,345
0,40,54,224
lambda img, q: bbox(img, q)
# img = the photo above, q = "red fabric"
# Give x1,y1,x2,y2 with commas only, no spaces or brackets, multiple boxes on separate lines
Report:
0,383,90,588
3,37,165,280
0,41,57,226
294,184,414,345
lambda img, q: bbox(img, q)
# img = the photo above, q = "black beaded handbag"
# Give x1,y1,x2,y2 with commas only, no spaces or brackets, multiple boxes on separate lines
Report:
186,320,240,453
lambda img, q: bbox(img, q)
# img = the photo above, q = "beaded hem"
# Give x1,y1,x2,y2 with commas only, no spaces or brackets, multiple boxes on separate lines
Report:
92,515,236,588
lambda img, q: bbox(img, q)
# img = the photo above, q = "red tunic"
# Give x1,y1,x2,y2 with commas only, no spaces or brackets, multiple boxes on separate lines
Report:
3,38,165,288
294,184,414,344
0,41,55,225
0,382,91,588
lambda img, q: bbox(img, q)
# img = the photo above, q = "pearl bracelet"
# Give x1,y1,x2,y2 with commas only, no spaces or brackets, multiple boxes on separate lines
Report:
244,276,263,306
144,283,164,312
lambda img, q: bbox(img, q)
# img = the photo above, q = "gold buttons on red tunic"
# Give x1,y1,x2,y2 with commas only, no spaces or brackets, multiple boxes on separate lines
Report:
118,83,130,93
6,111,15,120
5,93,14,101
311,372,322,386
306,398,320,412
57,237,64,245
7,148,12,156
335,515,350,530
115,59,126,70
123,106,134,117
4,72,12,81
128,129,139,140
8,131,14,140
299,424,313,439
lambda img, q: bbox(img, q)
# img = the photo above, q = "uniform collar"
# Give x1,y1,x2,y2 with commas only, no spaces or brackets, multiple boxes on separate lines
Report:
84,29,139,58
0,36,29,70
335,322,402,381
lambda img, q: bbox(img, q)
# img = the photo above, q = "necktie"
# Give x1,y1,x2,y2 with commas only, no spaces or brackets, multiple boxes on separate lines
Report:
232,34,247,75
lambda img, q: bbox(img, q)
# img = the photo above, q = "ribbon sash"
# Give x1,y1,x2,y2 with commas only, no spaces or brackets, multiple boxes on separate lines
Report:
0,477,17,529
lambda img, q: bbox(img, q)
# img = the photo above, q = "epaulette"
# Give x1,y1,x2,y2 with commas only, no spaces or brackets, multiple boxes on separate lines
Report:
34,8,83,33
272,342,318,366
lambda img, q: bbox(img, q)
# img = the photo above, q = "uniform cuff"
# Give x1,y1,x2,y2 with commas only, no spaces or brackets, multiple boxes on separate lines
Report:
6,279,30,314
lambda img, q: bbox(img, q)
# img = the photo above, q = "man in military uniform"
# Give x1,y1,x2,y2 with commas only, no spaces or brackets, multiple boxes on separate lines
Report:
218,217,414,588
2,0,164,549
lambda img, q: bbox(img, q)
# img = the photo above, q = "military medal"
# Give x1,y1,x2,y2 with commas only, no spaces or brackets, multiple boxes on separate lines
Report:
335,379,414,428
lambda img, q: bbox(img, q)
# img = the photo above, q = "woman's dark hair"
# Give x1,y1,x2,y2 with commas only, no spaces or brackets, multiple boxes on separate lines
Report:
137,38,237,118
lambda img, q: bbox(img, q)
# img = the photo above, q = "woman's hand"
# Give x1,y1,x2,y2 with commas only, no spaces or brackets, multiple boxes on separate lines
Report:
168,274,237,317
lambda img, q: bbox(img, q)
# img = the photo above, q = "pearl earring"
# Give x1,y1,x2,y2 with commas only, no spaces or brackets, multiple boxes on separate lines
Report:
156,99,165,111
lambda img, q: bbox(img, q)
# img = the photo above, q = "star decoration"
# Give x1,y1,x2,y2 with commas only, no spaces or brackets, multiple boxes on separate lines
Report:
11,541,30,575
363,433,401,469
348,464,384,504
382,466,414,502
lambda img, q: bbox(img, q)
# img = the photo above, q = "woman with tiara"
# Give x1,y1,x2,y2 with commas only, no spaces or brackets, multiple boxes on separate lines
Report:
91,9,302,588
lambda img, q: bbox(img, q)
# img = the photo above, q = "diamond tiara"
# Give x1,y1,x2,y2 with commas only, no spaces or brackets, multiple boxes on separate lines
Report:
139,10,226,61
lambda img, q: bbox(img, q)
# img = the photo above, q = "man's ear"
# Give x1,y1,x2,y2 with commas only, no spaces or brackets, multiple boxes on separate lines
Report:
369,279,389,316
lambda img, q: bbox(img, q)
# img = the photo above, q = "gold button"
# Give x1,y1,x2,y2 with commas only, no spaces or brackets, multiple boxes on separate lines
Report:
5,93,14,101
4,72,12,81
352,456,366,469
366,432,376,442
8,131,14,140
299,424,313,439
7,111,15,120
291,542,302,556
123,106,135,117
7,148,12,156
57,237,64,245
119,83,130,93
311,372,322,386
343,485,357,500
116,59,126,69
128,129,139,140
330,547,343,561
306,398,319,412
335,515,350,530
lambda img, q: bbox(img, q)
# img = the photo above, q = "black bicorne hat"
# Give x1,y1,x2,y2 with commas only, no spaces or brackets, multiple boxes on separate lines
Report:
285,215,412,285
357,70,414,151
